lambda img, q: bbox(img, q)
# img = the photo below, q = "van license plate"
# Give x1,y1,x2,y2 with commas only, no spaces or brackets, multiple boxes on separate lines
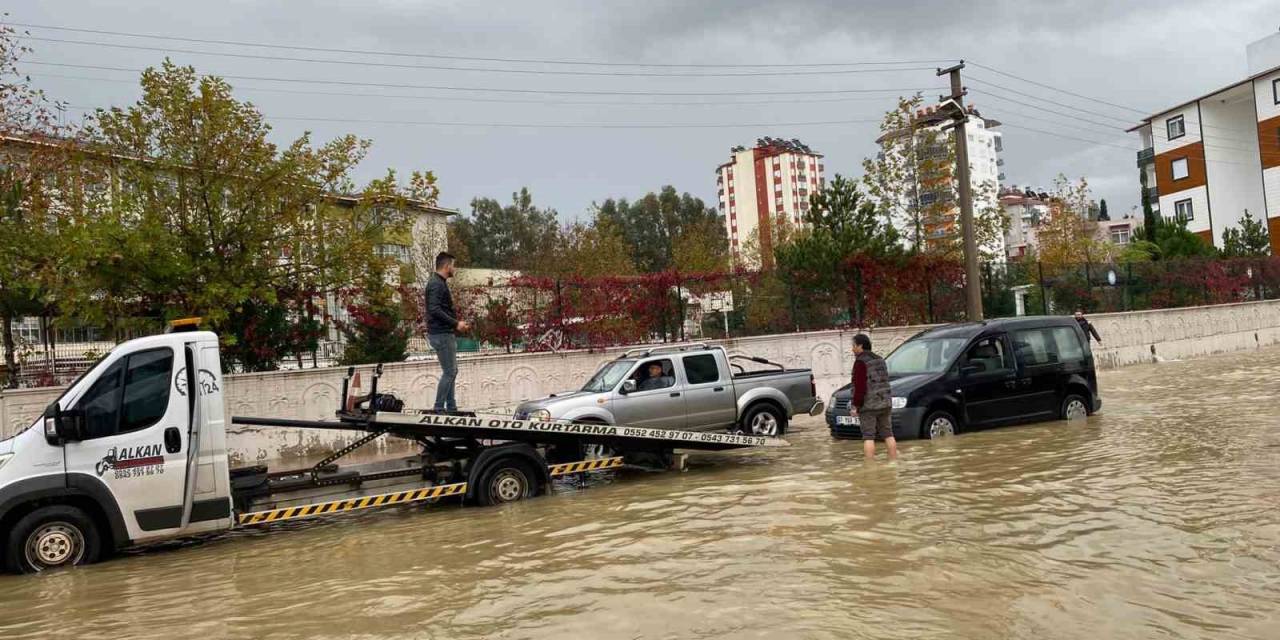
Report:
836,415,859,426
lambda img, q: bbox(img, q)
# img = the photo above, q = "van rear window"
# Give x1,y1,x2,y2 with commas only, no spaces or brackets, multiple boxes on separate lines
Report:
1050,327,1084,362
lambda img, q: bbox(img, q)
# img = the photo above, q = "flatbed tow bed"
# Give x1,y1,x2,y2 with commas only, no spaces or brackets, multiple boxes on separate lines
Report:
0,328,789,573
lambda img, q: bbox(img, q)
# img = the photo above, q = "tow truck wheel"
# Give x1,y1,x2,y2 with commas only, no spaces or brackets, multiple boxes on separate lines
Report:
477,460,537,506
5,505,102,573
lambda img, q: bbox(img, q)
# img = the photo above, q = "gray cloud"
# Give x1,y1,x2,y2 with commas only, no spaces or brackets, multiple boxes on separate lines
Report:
12,0,1280,227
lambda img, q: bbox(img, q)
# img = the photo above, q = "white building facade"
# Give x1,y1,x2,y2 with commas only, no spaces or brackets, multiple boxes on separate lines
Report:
1130,31,1280,254
716,138,824,266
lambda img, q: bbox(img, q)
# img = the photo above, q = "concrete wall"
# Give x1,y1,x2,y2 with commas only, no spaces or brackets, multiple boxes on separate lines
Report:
5,300,1280,465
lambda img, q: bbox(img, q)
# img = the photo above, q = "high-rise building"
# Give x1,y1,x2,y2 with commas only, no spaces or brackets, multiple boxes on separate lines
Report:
716,138,824,266
1129,31,1280,253
875,106,1004,257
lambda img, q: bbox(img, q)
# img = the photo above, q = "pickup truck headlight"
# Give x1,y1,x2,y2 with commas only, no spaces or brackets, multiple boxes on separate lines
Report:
891,397,907,409
0,452,13,473
527,409,552,422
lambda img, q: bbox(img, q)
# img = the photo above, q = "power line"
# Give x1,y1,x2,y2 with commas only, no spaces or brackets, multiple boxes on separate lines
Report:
968,61,1146,115
21,35,940,78
60,103,885,129
31,71,941,107
967,75,1137,126
11,21,951,69
27,61,940,97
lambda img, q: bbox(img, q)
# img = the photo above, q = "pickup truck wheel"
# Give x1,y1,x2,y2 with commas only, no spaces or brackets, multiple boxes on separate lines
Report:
477,460,538,507
5,505,102,573
742,404,786,437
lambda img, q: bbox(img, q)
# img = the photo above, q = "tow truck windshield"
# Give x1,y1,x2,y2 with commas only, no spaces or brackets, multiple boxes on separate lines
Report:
581,360,633,392
886,338,967,376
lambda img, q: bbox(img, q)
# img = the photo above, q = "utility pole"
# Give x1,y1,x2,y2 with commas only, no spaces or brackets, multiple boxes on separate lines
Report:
937,61,984,321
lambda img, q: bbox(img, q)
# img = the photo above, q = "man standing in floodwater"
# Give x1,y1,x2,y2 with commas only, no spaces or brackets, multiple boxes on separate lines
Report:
851,333,898,460
426,251,469,413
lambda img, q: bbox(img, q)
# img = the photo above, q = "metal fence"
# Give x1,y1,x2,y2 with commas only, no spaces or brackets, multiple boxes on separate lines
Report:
6,255,1278,389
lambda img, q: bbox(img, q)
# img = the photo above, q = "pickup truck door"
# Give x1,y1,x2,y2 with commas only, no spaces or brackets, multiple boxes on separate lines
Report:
611,357,687,429
61,338,230,543
680,352,736,431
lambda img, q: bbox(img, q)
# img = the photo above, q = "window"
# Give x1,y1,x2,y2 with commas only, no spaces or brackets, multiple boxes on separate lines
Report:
632,359,675,392
683,354,721,384
1175,198,1194,220
77,348,174,439
1050,327,1084,363
1274,78,1280,105
1171,157,1189,181
1110,228,1131,245
1012,329,1058,367
1167,115,1185,140
963,336,1011,374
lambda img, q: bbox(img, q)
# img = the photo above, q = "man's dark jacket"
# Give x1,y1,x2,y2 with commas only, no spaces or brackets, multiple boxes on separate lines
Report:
425,272,458,335
1076,317,1101,343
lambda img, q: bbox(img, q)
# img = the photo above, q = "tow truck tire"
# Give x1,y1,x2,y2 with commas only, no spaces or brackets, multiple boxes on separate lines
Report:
5,505,102,574
476,459,538,507
741,403,787,437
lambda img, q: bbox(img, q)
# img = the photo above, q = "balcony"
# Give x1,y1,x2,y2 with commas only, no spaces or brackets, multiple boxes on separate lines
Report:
1137,147,1155,166
1144,186,1159,202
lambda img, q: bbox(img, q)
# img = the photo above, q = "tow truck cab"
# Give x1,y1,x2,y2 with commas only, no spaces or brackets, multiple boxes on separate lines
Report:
0,330,234,572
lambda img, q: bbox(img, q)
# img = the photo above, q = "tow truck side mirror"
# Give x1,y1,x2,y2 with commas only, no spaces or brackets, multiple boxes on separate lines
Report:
42,402,84,444
619,379,637,395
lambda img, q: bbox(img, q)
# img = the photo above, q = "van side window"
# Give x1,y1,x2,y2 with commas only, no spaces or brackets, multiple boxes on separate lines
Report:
1049,327,1084,363
1012,329,1057,366
76,348,174,439
683,354,721,384
964,337,1010,373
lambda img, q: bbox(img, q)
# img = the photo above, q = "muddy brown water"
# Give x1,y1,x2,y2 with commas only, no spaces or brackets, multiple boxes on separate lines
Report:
3,347,1280,639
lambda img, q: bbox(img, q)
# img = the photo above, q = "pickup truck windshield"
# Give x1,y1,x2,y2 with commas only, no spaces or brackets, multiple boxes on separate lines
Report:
886,338,967,375
582,360,634,392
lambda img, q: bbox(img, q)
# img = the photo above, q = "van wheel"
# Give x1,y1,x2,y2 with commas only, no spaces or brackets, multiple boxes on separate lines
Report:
1061,394,1089,421
5,505,102,573
476,460,538,507
742,404,787,437
920,410,958,439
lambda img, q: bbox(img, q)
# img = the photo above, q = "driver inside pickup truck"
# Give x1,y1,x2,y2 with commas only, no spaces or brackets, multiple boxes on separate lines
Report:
637,362,674,391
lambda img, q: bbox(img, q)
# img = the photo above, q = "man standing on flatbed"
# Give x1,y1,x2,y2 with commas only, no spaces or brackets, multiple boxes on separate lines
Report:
851,333,898,461
426,252,468,413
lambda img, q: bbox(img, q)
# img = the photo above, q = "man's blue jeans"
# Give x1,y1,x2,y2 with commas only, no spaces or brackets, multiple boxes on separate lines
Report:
428,333,458,412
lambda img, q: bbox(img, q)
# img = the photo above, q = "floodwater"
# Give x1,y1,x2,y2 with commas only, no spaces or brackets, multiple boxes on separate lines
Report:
3,348,1280,640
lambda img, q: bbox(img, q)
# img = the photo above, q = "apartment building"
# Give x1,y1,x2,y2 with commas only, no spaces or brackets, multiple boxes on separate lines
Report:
876,106,1005,256
1000,187,1051,260
716,138,825,266
1130,31,1280,254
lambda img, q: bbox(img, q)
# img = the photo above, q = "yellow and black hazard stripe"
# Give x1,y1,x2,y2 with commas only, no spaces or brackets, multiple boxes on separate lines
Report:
548,456,624,477
237,482,468,526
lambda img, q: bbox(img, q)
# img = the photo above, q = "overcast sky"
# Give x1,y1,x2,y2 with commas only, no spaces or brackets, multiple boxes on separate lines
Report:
10,0,1279,223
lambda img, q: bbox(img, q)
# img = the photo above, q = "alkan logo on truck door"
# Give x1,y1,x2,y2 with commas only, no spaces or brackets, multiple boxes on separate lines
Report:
95,445,166,479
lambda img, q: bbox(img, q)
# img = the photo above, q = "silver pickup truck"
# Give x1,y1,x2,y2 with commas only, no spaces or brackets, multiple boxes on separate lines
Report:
513,343,824,436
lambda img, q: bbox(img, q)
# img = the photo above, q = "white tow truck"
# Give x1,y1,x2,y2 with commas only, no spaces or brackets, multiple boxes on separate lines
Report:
0,322,788,573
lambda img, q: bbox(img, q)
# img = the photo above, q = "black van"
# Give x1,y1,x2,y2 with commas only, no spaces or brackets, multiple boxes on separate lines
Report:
827,317,1101,439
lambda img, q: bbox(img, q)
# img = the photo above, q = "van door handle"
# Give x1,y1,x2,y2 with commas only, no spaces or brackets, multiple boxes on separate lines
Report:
713,387,725,392
1004,381,1017,389
670,392,682,397
164,427,182,454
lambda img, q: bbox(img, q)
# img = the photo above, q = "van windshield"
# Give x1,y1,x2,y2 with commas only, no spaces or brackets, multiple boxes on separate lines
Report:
582,360,634,392
886,338,967,375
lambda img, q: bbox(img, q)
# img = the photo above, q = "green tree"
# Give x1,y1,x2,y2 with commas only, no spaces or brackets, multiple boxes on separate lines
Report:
1140,171,1157,243
672,216,731,273
87,60,425,370
1222,209,1271,257
337,273,415,365
0,22,106,386
774,175,901,325
593,186,725,272
450,188,558,270
1098,199,1109,220
1155,214,1216,258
